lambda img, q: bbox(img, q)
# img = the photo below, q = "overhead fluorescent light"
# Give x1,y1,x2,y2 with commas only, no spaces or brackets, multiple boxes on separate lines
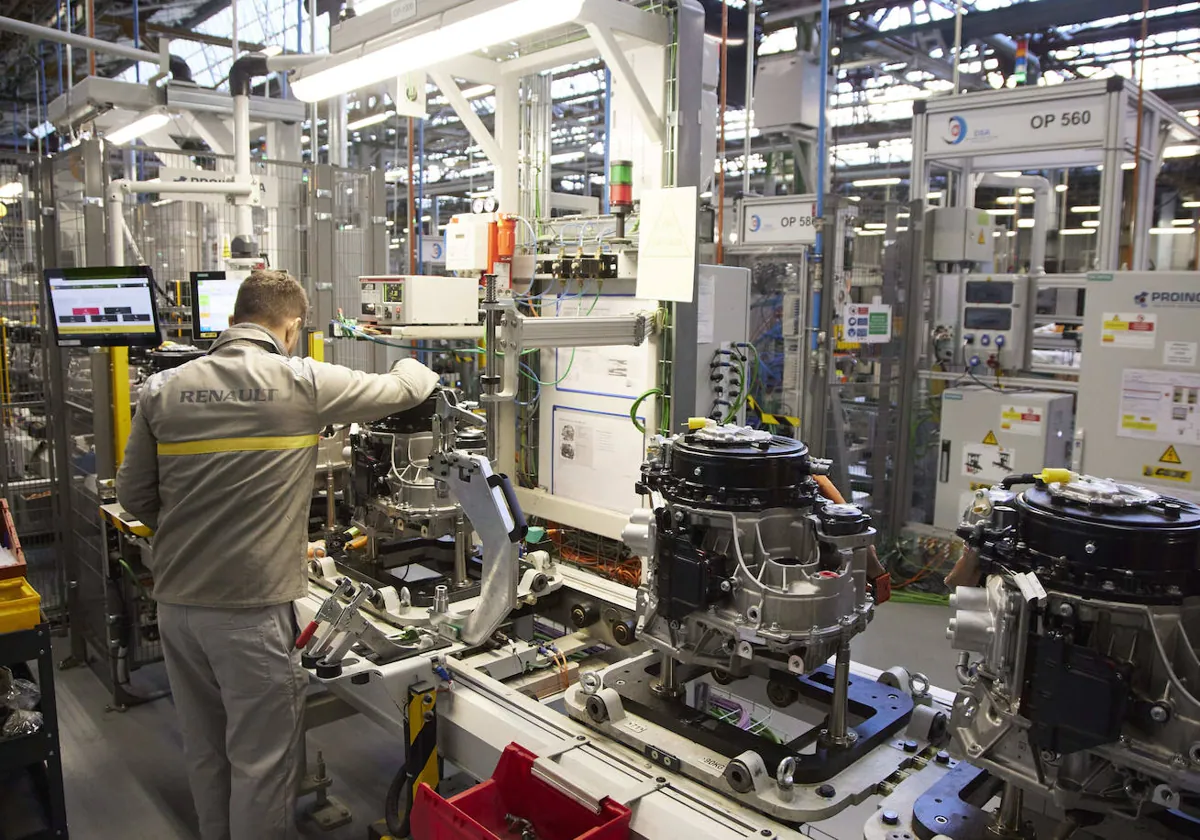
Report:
1122,161,1137,170
0,181,23,201
1070,205,1101,213
896,212,910,219
462,84,495,99
346,109,394,131
1054,184,1068,193
291,0,587,102
855,229,885,236
1017,218,1035,228
261,45,284,56
847,196,862,202
995,196,1018,205
1150,227,1195,235
926,191,943,200
1059,228,1096,235
1163,145,1199,159
863,223,888,230
986,208,1016,216
851,177,902,187
106,107,171,145
1171,219,1196,226
1006,230,1017,238
1182,201,1200,209
1016,187,1035,195
993,171,1023,178
1082,220,1099,227
151,198,175,207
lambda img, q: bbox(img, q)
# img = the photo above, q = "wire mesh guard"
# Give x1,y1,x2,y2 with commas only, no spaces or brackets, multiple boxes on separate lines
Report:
0,157,63,617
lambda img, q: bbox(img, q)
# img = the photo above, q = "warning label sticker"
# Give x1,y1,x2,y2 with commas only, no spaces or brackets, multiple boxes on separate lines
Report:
962,442,1016,482
1000,405,1044,436
1142,465,1193,484
982,430,999,446
1101,312,1157,349
1160,445,1183,465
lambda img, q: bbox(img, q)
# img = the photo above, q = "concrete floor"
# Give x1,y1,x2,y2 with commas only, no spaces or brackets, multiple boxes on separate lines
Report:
22,602,956,840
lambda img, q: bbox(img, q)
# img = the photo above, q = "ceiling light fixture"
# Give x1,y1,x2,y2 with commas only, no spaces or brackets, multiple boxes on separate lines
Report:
985,208,1016,216
106,107,171,145
1150,227,1195,235
1017,218,1035,228
1070,205,1101,213
346,110,395,131
851,177,902,187
291,0,587,102
1059,228,1096,235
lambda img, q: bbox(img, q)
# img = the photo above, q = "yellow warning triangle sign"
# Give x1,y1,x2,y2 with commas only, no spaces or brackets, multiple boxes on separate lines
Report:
1160,445,1182,465
982,430,999,446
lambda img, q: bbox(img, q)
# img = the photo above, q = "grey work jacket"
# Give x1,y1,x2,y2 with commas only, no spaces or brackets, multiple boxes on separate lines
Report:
116,323,440,608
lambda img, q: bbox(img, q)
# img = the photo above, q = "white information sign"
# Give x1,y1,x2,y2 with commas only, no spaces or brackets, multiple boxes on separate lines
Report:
740,196,819,245
1164,341,1198,368
158,167,278,208
842,302,892,344
925,95,1107,156
1100,312,1157,349
419,238,444,265
636,186,698,302
1117,368,1200,445
1000,404,1045,437
696,272,715,344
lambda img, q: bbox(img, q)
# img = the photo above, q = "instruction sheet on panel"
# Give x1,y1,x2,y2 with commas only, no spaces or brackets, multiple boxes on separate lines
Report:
961,442,1018,483
552,297,656,398
1117,368,1200,445
552,408,646,513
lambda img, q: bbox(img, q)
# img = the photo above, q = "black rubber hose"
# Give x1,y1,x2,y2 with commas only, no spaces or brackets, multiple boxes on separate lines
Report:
229,54,270,97
384,761,412,838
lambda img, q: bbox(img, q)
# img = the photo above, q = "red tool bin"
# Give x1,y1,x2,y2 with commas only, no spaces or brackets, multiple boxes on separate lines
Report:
409,742,631,840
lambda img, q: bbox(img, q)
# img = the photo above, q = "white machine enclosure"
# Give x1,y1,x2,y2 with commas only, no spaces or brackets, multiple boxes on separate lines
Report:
934,386,1074,530
358,275,480,326
1077,271,1200,501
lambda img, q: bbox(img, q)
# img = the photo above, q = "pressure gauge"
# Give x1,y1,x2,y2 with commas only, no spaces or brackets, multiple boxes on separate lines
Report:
471,197,485,214
483,196,498,213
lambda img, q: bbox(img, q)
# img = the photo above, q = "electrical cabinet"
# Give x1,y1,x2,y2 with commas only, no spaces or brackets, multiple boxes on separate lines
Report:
925,207,995,265
934,386,1074,530
1077,272,1200,500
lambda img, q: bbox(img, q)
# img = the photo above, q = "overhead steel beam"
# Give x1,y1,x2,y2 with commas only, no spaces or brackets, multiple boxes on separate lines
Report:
844,0,1186,45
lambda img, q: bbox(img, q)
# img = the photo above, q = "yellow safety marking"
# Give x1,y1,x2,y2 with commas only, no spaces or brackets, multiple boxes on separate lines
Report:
1143,466,1192,483
112,348,132,467
748,396,800,428
157,434,318,456
308,331,325,362
408,690,439,790
1160,445,1182,465
981,430,999,446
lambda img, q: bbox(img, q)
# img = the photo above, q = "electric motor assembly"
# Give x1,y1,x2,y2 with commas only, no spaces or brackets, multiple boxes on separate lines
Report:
949,474,1200,822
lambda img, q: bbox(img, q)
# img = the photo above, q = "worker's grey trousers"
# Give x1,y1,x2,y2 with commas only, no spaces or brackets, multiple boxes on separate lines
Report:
159,603,307,840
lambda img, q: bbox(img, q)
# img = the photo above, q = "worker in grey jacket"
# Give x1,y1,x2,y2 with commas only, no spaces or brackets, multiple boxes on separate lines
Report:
116,270,439,840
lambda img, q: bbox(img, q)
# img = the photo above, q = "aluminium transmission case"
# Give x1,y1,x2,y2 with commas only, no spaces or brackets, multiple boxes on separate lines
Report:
933,386,1074,530
1077,272,1200,502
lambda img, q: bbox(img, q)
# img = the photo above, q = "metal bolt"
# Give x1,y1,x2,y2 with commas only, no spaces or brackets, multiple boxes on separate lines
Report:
1102,580,1116,592
693,467,702,476
816,784,836,799
761,831,773,837
1084,541,1097,555
1150,703,1171,723
903,740,919,753
1057,602,1073,617
881,810,900,826
935,751,951,765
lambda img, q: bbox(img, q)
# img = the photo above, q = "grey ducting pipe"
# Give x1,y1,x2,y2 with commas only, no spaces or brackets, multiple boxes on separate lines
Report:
0,14,160,64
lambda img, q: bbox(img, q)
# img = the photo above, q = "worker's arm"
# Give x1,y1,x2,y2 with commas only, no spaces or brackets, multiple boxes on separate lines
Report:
116,401,161,530
309,357,440,426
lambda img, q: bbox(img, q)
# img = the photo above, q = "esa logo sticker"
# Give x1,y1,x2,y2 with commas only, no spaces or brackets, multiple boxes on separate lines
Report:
945,115,967,145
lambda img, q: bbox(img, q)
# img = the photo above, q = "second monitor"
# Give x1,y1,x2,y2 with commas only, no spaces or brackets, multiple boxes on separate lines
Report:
190,271,242,340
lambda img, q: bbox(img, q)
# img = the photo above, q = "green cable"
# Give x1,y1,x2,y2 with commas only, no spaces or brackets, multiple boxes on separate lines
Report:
630,387,664,434
724,352,748,423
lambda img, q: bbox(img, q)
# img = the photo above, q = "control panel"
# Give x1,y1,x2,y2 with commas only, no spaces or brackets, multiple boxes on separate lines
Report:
958,274,1028,371
359,275,480,326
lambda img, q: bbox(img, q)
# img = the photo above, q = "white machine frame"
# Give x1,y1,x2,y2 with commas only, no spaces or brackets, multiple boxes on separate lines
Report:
910,78,1200,271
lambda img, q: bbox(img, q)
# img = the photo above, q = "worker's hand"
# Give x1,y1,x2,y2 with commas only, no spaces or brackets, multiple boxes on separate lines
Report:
391,358,433,376
944,547,982,589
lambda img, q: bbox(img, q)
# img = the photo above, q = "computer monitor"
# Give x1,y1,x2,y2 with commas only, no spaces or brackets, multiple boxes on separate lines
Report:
44,266,163,348
190,271,242,340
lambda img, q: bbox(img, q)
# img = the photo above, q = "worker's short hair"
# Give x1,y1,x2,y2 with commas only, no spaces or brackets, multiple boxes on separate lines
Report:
231,269,307,328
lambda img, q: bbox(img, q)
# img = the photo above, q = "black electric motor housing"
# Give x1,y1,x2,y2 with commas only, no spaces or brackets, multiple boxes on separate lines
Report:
963,481,1200,604
640,432,820,511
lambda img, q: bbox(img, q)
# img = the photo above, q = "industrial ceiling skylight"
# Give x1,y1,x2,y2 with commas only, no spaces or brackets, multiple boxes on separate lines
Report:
106,108,171,146
291,0,588,103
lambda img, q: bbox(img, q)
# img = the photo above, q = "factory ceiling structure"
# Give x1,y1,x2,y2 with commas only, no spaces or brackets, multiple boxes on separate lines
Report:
0,0,1196,204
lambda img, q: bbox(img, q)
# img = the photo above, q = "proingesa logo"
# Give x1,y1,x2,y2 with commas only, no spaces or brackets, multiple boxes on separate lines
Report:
944,115,967,145
1134,291,1149,308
